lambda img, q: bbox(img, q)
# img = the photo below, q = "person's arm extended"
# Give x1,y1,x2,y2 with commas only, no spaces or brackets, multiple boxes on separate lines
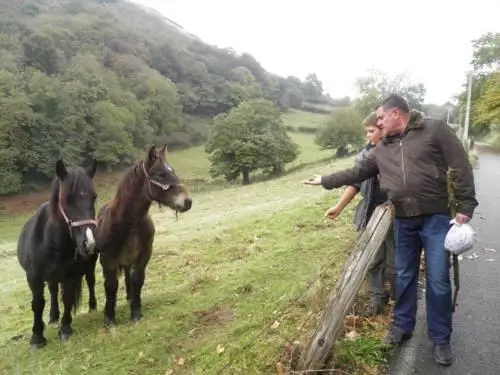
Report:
321,154,379,190
324,185,360,220
336,185,359,211
437,121,478,218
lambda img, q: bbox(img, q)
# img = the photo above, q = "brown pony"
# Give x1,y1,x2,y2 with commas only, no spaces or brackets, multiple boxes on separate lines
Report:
95,144,192,327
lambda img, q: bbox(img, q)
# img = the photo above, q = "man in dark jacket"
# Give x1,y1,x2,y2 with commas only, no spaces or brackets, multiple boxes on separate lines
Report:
303,94,478,366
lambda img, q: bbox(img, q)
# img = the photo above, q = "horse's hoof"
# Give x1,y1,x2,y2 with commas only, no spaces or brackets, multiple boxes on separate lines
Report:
104,318,116,329
58,332,71,342
131,310,143,323
30,337,47,349
58,327,73,342
48,317,59,325
88,306,97,313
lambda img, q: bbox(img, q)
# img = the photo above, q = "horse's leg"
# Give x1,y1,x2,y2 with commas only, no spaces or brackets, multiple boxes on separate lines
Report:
102,258,119,328
58,277,81,342
124,266,132,305
27,275,47,348
48,281,60,324
130,245,152,322
86,254,98,312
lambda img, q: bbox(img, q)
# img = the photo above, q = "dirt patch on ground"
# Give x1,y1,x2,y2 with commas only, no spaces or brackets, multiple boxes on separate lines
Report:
0,171,124,216
193,305,234,327
0,189,51,215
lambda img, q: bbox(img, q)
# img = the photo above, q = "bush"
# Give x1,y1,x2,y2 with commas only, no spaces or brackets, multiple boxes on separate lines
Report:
315,106,365,152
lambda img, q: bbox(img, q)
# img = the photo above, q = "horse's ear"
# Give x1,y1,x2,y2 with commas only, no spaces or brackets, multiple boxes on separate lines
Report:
56,159,67,181
86,159,97,179
159,144,168,157
147,144,157,163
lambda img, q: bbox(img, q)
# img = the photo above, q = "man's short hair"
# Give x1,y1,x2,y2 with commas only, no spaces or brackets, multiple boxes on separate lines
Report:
379,93,410,114
362,111,378,127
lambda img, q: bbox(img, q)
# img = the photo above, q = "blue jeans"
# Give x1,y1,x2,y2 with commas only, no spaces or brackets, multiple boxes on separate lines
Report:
393,214,453,345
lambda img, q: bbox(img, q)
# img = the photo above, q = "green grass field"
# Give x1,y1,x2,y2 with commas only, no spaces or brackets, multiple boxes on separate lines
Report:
281,109,330,129
0,110,390,374
0,111,334,245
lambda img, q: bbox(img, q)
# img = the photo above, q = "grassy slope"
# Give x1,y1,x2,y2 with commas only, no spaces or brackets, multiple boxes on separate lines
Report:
0,157,358,374
0,110,390,374
282,109,330,129
0,110,332,244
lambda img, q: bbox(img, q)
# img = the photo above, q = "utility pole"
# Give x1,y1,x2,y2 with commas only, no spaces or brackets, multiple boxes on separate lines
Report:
446,108,451,124
458,106,463,139
462,72,473,151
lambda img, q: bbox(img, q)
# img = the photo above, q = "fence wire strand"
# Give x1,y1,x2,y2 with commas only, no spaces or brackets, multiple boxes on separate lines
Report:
216,236,358,374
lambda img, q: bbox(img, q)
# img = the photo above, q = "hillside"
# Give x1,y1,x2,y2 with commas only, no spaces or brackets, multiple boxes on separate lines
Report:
0,0,336,195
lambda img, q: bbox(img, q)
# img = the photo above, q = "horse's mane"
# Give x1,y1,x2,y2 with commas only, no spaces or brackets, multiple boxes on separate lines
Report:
49,166,95,217
109,159,147,209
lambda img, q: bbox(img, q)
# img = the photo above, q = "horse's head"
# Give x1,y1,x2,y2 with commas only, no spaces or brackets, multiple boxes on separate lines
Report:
54,159,98,257
142,144,193,213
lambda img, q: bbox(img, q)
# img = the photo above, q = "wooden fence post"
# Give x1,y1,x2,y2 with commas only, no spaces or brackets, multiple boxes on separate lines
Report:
297,204,394,372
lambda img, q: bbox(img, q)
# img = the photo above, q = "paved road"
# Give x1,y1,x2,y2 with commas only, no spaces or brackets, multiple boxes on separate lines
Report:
389,148,500,375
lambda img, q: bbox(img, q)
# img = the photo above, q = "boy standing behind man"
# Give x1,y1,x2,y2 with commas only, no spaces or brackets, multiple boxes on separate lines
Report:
324,112,395,316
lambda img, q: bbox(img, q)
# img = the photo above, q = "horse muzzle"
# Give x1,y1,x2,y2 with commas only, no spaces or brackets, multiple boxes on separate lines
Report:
83,227,96,254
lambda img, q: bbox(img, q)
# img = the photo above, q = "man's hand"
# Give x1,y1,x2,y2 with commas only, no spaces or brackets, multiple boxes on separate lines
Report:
324,205,342,220
302,174,322,186
454,213,471,224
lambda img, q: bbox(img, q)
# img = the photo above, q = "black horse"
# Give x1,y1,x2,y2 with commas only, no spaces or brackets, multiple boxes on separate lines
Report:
17,159,98,348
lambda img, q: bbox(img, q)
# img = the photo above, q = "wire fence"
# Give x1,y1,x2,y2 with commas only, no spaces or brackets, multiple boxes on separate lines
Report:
215,237,358,374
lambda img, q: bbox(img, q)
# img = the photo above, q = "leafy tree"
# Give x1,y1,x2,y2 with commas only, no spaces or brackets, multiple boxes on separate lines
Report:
303,73,323,102
315,107,365,157
205,99,299,185
0,0,330,195
471,32,500,74
475,72,500,124
456,32,500,136
353,70,426,116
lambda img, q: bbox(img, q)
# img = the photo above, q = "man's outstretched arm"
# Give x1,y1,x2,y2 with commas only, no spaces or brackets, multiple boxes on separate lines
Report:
304,154,379,189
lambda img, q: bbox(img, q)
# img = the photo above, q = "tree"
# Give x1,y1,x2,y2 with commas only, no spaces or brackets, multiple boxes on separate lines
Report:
471,32,500,74
0,0,327,195
315,107,365,157
353,70,426,116
475,72,500,125
205,99,299,184
303,73,323,102
456,32,500,135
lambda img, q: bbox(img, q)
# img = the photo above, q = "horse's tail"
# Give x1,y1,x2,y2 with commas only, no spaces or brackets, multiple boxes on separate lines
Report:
73,276,83,314
61,277,83,314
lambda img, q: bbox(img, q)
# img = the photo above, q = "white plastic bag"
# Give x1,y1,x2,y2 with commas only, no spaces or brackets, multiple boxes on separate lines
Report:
444,219,477,255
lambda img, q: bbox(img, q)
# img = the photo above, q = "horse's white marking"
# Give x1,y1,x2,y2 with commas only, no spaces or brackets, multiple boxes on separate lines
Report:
174,192,189,209
85,227,96,253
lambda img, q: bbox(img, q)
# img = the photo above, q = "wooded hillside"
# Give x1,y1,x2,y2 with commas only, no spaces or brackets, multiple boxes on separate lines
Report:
0,0,338,195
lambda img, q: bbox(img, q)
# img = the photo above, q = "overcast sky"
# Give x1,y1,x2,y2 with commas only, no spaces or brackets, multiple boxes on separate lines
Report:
131,0,499,104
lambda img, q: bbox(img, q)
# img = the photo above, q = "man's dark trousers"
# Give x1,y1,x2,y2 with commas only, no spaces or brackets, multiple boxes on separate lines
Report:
392,213,453,345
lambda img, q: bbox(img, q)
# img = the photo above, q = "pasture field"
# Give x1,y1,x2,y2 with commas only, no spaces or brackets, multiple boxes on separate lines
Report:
281,109,330,130
0,110,390,374
0,110,333,244
0,158,389,375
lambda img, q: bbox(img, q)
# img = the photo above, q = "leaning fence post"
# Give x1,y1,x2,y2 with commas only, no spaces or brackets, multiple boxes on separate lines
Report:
296,204,394,372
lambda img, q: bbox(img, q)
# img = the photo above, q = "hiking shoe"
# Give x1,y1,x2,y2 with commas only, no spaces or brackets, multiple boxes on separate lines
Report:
433,344,452,366
361,300,385,317
382,326,412,346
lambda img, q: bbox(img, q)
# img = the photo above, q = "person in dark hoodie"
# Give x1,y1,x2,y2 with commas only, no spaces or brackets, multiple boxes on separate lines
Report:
303,94,477,367
324,111,395,316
